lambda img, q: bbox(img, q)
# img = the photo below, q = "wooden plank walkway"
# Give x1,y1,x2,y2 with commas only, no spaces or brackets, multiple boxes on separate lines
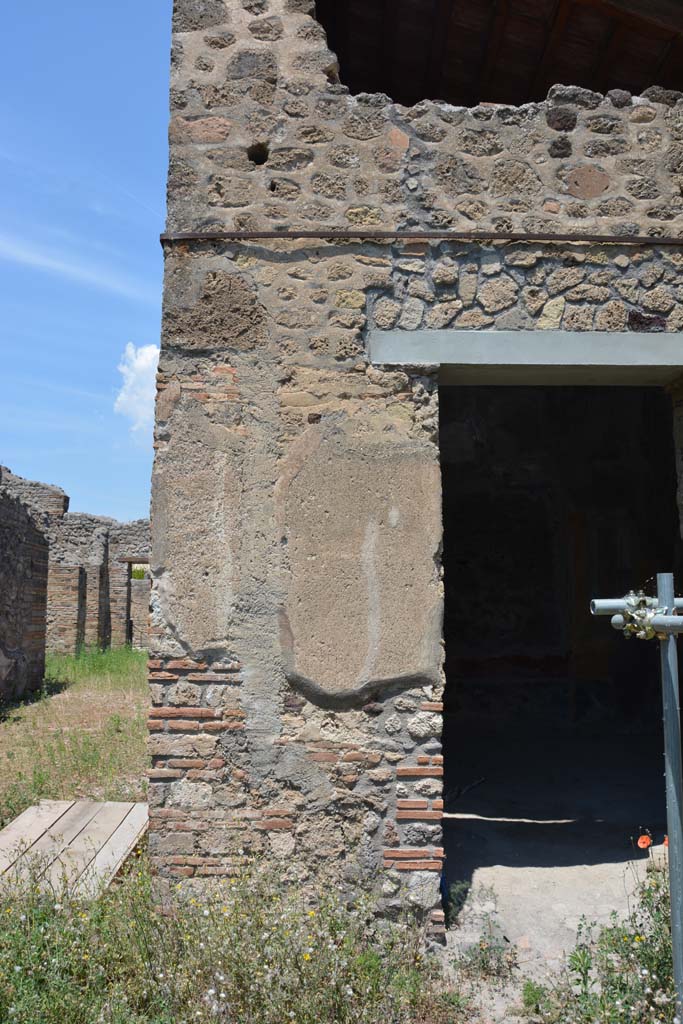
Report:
0,800,148,897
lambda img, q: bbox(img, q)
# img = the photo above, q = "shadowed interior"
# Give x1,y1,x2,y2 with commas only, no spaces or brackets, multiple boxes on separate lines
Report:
314,0,683,107
439,385,681,909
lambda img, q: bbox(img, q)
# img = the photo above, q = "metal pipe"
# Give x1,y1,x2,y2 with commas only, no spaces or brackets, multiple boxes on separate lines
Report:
608,613,683,633
592,598,653,615
591,597,683,615
652,615,683,634
657,573,683,1019
159,228,683,247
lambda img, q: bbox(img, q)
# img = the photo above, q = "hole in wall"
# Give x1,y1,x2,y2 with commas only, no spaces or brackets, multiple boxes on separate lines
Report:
247,142,270,166
313,0,683,107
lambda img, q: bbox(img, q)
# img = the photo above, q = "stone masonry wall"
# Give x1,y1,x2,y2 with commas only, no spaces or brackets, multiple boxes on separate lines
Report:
0,490,48,702
51,514,112,648
167,0,683,239
153,0,683,932
0,466,69,523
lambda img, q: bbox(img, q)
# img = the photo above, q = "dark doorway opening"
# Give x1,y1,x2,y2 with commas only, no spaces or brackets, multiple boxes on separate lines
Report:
314,0,683,108
439,385,681,947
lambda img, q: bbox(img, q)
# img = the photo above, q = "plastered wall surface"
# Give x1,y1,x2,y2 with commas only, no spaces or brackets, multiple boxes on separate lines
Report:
152,0,683,932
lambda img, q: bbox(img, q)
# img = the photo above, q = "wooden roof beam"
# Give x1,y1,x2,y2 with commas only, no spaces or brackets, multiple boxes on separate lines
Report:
593,20,625,94
423,0,455,101
379,0,399,97
655,33,683,88
652,33,679,84
478,0,510,103
530,0,573,101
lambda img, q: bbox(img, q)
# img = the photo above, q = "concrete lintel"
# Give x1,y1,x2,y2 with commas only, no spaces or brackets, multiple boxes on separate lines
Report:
368,329,683,386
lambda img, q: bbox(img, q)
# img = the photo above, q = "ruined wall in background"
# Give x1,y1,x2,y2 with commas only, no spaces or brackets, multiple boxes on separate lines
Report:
153,0,683,933
0,466,69,523
108,521,152,648
50,514,112,648
0,490,48,702
0,467,151,654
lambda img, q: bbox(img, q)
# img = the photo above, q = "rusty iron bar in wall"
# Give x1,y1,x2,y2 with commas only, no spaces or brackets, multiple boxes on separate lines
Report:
160,229,683,247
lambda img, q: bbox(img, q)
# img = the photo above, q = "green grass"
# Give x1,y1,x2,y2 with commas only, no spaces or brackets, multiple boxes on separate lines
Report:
0,646,148,827
44,645,148,690
0,859,456,1024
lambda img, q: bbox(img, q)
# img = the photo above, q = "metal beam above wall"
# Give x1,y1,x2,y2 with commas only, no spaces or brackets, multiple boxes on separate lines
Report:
368,329,683,385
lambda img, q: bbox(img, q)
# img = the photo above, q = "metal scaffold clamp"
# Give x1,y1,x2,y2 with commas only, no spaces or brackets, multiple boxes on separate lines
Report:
620,590,667,640
591,590,683,641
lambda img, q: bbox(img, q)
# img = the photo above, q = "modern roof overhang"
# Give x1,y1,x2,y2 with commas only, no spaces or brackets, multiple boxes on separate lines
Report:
368,329,683,385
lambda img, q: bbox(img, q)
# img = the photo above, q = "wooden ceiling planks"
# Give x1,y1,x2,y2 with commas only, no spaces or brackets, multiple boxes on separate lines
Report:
313,0,683,107
578,0,677,40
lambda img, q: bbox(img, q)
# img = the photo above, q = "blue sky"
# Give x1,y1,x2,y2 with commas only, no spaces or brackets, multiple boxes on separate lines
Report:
0,1,172,521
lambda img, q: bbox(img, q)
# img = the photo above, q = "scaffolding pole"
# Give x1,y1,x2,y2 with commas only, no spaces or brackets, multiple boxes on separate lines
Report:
592,573,683,1017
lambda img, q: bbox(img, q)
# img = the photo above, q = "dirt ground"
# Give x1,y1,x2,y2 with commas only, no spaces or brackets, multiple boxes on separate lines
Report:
441,677,662,1021
0,649,148,826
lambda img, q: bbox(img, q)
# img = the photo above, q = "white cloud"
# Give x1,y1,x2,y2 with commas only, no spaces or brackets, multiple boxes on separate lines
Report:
0,231,159,306
114,343,160,438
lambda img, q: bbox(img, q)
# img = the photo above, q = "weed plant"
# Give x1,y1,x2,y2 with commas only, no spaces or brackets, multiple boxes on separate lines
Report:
453,929,518,983
521,867,676,1023
0,858,455,1024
